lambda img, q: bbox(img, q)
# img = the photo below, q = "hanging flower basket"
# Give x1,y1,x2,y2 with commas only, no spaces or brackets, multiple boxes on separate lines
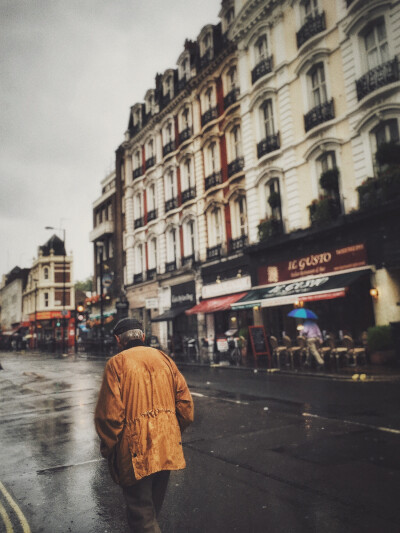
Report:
257,218,282,241
319,167,339,191
268,191,281,209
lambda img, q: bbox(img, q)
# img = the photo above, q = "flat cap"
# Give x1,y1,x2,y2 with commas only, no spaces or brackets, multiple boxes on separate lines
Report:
113,317,143,336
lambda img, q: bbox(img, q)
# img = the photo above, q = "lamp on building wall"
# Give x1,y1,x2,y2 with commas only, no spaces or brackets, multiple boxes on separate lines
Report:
370,288,379,299
96,241,105,354
45,225,67,355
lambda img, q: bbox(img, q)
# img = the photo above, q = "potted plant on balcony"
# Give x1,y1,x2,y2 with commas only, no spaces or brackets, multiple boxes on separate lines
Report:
319,167,339,192
367,325,396,365
257,217,282,241
268,191,281,209
308,196,340,226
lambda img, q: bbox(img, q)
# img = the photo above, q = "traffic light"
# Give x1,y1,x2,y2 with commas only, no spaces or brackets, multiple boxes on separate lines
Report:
76,303,86,323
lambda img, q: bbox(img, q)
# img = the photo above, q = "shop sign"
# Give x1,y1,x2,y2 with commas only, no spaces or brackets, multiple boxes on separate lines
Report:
258,243,367,285
202,275,251,299
171,281,196,308
30,310,71,321
145,298,159,309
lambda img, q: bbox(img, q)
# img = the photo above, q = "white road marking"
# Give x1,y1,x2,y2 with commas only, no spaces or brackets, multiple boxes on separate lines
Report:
302,412,400,435
0,480,31,533
191,391,249,405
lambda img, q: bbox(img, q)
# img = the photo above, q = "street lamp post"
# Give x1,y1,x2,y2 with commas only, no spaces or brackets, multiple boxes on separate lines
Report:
96,242,105,354
45,225,67,355
33,279,38,350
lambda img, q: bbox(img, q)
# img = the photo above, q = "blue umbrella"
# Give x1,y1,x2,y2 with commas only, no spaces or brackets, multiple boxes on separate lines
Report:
288,308,318,319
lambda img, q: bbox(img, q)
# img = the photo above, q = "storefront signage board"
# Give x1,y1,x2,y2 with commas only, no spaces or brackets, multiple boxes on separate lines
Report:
145,298,159,309
258,243,367,285
30,310,71,321
171,281,196,308
202,275,251,299
248,326,271,366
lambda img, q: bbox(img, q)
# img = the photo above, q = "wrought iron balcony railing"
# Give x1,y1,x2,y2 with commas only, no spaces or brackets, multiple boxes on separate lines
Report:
165,260,176,273
251,56,273,84
205,171,222,190
147,268,157,280
257,132,280,158
182,254,195,266
356,58,399,101
133,273,143,284
227,157,244,178
145,156,155,170
181,187,196,203
163,140,175,157
165,197,179,212
201,106,218,126
304,98,334,132
229,235,248,252
223,87,240,109
179,127,192,144
206,244,222,260
133,167,142,179
296,12,326,48
134,217,144,229
147,209,157,222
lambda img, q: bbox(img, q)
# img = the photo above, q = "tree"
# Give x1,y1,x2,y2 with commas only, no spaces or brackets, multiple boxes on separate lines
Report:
75,277,93,293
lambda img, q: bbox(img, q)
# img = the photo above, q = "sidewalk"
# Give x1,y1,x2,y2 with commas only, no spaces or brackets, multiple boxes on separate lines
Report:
177,358,400,382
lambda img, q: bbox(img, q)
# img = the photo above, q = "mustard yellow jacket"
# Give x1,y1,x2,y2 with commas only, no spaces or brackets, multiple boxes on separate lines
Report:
94,342,194,486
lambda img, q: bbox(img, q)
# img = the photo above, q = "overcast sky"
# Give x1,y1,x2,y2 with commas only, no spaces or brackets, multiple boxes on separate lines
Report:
0,0,220,282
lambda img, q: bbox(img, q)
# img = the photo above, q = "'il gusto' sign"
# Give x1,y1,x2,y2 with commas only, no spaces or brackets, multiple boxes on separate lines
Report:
258,244,367,285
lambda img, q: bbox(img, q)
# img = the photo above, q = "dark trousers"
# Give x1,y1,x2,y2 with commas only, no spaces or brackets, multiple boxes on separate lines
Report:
123,470,170,532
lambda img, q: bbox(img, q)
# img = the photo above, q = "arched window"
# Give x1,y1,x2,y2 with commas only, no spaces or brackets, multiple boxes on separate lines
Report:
148,237,158,271
231,196,247,238
309,63,327,107
363,18,388,71
255,34,268,63
166,228,179,264
43,267,49,280
183,219,196,260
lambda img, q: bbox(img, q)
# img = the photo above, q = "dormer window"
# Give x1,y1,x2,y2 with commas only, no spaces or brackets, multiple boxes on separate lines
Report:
164,75,173,98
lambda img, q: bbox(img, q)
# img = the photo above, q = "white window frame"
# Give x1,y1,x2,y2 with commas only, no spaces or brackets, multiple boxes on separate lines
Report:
255,34,268,64
260,99,275,139
180,106,191,131
183,219,196,258
301,0,319,24
166,228,179,263
230,125,242,161
164,169,177,201
262,178,281,220
207,207,224,247
134,243,145,275
308,62,327,109
362,18,389,71
205,141,220,175
164,122,173,145
134,192,144,219
148,237,158,270
231,196,247,238
147,183,157,212
181,157,195,191
146,138,155,159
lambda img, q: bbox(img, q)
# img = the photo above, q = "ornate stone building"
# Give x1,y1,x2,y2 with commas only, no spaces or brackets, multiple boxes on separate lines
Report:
103,0,400,353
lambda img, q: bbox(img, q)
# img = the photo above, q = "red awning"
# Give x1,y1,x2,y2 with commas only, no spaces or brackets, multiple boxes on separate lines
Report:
185,292,248,315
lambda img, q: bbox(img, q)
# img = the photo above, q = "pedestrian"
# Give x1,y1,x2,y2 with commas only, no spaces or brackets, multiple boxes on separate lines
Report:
302,319,325,368
94,317,194,532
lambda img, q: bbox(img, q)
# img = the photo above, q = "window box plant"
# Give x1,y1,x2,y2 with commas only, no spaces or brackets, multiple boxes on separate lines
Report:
257,217,282,241
308,196,341,226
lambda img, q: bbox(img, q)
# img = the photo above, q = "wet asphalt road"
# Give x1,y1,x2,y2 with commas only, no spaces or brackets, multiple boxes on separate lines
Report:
0,352,400,533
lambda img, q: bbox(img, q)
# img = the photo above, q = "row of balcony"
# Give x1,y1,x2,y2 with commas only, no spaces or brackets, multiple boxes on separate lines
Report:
131,237,248,284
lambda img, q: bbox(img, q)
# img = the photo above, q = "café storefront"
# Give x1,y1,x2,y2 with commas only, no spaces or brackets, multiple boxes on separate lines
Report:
233,243,376,341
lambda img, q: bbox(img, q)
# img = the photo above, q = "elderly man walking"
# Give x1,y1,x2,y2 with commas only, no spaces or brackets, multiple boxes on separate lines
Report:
95,318,194,532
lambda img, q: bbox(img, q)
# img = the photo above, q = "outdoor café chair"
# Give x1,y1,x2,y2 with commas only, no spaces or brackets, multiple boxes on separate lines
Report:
343,335,367,366
327,334,349,369
296,335,308,366
316,337,331,365
283,335,301,368
269,336,287,369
